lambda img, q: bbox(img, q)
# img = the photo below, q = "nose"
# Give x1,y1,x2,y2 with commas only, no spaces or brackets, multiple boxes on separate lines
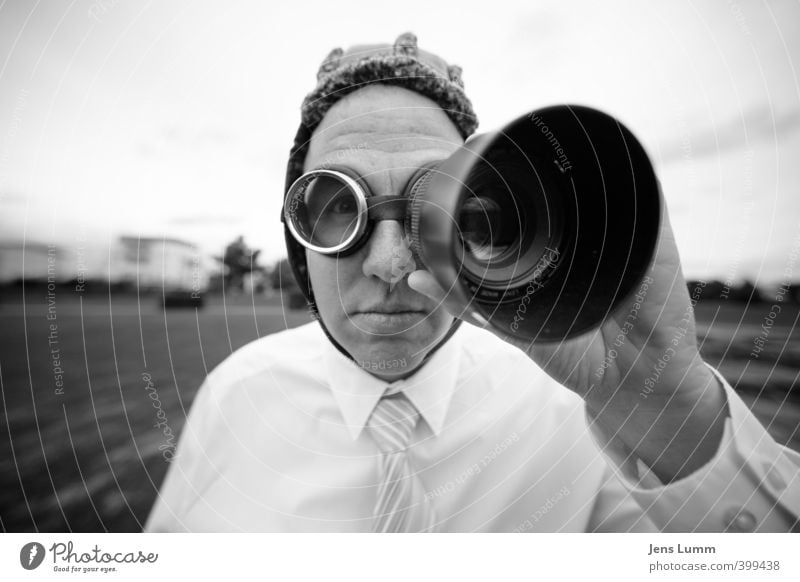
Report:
361,220,417,285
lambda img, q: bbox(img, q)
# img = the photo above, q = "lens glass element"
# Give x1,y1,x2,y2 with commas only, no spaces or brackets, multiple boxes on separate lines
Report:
458,193,517,261
454,149,559,293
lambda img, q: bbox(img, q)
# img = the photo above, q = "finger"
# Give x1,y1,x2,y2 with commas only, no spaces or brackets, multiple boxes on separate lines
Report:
407,270,446,303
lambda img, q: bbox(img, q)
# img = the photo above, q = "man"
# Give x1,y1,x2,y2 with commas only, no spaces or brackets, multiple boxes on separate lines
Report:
146,33,799,532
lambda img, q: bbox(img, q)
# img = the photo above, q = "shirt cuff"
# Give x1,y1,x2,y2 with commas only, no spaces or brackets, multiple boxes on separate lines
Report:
585,363,800,531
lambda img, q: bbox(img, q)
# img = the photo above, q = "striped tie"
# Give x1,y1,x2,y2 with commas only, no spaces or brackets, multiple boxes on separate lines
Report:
367,390,435,532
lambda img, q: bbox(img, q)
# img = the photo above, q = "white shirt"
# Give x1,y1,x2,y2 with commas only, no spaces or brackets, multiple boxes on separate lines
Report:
145,322,800,532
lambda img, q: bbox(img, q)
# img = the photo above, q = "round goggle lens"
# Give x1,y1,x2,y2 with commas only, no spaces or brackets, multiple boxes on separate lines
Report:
287,173,362,250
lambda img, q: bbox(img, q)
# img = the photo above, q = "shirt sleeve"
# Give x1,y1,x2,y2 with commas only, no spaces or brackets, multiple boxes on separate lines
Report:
585,364,800,532
143,379,219,532
585,461,660,532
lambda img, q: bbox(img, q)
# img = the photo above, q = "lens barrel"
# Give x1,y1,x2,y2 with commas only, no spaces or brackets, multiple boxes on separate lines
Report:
408,105,661,343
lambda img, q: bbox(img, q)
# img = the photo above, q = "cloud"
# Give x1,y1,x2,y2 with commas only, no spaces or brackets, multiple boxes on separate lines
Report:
166,214,243,226
161,125,237,146
136,125,240,158
658,105,800,164
0,191,26,205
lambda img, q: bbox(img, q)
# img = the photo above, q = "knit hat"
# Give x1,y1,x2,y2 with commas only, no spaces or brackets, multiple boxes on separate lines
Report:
282,33,478,359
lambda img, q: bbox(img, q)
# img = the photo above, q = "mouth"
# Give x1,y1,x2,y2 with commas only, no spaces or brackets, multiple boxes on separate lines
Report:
350,308,428,332
357,309,427,315
352,302,428,316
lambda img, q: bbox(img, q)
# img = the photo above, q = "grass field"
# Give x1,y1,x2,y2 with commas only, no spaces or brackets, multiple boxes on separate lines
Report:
1,289,798,532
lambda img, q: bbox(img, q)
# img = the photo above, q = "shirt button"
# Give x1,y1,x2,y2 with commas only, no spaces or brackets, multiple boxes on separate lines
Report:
762,461,787,491
724,508,757,532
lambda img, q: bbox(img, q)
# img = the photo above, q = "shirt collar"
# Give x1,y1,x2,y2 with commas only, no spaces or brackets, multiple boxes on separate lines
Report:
323,328,463,440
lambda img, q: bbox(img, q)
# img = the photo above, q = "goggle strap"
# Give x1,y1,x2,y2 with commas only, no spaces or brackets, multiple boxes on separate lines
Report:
365,195,409,222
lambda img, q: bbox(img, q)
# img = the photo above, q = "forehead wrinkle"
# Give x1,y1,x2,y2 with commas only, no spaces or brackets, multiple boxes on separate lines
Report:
307,132,459,176
320,102,462,137
312,144,452,171
305,85,464,171
321,127,457,152
312,138,457,165
311,109,462,153
305,87,465,190
309,147,449,197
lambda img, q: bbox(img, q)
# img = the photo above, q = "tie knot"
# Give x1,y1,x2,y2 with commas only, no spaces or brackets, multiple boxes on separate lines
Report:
367,392,419,454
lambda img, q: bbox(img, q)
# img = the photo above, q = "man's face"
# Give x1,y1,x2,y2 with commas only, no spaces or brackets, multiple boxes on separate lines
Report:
304,85,464,380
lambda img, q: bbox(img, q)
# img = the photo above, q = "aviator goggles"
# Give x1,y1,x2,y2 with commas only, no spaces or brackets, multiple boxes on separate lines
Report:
282,165,436,256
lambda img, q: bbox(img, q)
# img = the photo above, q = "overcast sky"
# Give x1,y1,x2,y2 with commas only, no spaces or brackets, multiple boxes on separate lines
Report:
1,0,799,283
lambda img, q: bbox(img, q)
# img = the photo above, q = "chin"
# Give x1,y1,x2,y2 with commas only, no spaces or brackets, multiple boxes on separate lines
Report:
340,323,443,379
350,336,424,371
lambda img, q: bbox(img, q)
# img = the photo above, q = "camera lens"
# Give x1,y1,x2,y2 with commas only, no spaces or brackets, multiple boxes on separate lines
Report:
455,147,562,297
408,105,660,342
458,195,508,261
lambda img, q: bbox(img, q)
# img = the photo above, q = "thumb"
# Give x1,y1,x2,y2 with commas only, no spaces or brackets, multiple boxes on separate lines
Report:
407,270,446,303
